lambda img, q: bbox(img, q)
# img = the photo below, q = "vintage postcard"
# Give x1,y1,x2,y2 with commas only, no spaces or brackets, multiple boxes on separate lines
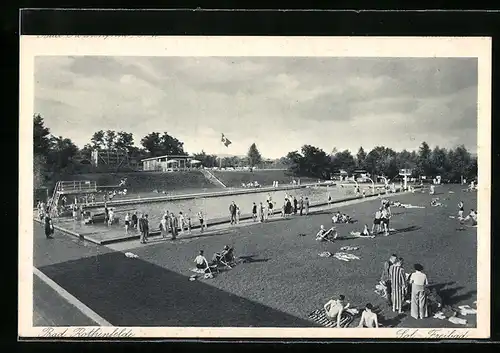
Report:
19,36,491,339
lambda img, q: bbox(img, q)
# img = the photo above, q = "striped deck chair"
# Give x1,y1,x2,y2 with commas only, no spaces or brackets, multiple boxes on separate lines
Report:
308,309,354,328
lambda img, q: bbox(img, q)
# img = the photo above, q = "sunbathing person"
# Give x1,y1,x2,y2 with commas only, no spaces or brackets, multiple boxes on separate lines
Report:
430,198,443,207
316,225,337,241
357,303,379,328
462,209,478,226
350,224,375,238
324,295,351,327
194,250,211,273
212,245,230,263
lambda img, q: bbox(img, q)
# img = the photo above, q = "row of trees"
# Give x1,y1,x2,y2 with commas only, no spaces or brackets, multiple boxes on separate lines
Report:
34,113,477,188
33,115,267,188
284,142,478,182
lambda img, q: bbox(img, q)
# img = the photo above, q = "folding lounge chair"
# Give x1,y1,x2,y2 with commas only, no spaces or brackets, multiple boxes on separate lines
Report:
318,228,336,242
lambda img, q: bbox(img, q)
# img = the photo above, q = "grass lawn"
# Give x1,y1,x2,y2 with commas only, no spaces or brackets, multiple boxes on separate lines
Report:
37,184,477,328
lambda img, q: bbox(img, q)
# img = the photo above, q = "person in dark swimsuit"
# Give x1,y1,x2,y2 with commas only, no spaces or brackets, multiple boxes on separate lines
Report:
252,202,257,221
44,213,54,239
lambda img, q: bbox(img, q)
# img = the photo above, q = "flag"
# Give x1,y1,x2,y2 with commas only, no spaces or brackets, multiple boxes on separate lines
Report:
221,133,232,147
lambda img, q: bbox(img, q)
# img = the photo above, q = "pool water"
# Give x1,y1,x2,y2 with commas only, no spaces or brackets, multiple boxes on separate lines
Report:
109,185,371,227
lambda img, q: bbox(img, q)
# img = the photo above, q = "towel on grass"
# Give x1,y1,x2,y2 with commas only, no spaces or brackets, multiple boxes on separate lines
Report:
433,311,447,320
448,316,467,325
308,309,354,328
334,252,360,262
124,252,139,258
458,305,477,315
340,246,359,251
319,251,332,258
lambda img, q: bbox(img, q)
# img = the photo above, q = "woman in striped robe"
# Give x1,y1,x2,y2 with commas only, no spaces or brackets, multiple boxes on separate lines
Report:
389,258,406,313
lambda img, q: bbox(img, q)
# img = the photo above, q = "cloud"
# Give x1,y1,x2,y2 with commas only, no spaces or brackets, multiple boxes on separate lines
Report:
34,56,478,158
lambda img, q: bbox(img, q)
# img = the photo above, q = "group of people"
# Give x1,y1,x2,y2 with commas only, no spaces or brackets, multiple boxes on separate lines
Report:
324,294,379,328
371,199,392,236
379,255,431,319
457,201,478,226
193,245,236,275
332,211,354,224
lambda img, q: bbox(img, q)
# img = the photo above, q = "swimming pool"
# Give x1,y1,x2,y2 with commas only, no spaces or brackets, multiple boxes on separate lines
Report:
107,185,371,227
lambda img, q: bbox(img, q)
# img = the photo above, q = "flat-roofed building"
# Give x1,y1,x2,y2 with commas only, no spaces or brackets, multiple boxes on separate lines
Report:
141,154,196,172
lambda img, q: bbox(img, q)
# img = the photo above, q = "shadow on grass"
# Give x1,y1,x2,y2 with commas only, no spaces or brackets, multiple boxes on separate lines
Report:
371,305,406,327
39,251,314,327
427,282,476,306
393,225,422,234
238,255,270,264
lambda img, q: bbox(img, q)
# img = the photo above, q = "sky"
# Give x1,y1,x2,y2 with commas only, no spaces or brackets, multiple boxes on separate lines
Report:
34,56,478,159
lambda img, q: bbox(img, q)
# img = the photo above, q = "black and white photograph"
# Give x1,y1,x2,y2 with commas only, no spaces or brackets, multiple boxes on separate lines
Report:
19,36,491,339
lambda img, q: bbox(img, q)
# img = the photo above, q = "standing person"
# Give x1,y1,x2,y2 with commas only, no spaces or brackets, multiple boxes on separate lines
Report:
131,211,138,230
409,264,429,320
104,204,109,225
381,207,390,236
171,212,179,240
258,202,264,222
124,212,130,234
236,206,241,224
268,199,274,218
198,211,205,232
263,202,269,222
138,214,146,244
252,202,257,222
293,196,298,214
389,257,406,314
187,216,192,234
178,212,185,234
286,198,292,218
299,196,304,216
380,254,397,306
304,197,310,215
372,208,382,234
108,208,114,226
160,215,168,239
44,212,54,239
458,201,464,219
229,201,237,225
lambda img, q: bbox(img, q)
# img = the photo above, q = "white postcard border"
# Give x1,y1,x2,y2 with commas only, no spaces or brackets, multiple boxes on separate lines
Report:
19,36,491,339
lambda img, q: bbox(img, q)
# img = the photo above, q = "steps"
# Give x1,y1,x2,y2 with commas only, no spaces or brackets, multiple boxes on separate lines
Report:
47,181,98,216
200,169,227,188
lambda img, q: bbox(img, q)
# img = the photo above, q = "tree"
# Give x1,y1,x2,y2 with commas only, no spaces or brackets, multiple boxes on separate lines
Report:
416,141,432,177
448,145,472,182
286,150,305,176
430,146,449,177
33,114,52,155
193,150,218,168
140,132,187,157
331,150,356,174
104,130,117,150
115,131,134,151
247,143,263,168
48,135,79,170
356,147,367,169
140,132,162,156
300,145,332,179
90,130,106,150
159,132,187,156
